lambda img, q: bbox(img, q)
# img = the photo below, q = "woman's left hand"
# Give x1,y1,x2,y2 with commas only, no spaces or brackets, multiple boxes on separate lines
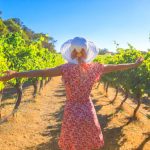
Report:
0,70,17,81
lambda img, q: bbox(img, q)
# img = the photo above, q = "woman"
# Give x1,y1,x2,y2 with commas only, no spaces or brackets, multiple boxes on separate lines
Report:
0,37,144,150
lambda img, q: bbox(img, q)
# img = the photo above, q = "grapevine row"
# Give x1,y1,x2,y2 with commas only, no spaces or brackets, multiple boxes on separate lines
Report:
0,32,65,123
94,46,150,120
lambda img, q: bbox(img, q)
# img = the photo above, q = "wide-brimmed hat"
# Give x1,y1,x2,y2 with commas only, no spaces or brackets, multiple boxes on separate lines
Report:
60,37,99,64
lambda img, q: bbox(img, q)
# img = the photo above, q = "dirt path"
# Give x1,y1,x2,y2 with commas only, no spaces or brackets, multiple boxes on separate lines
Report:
0,77,150,150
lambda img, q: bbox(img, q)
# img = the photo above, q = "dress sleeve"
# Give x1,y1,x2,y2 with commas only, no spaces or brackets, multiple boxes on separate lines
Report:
94,62,105,82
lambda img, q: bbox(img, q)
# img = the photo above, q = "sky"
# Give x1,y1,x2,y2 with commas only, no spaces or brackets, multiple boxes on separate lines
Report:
0,0,150,52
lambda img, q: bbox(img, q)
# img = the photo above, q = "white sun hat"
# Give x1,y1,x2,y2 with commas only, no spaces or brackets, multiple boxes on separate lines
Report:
60,37,99,64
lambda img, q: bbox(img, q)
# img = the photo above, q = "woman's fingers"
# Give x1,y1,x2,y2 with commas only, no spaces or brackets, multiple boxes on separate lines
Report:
2,70,17,76
139,57,144,63
2,70,10,75
0,70,17,82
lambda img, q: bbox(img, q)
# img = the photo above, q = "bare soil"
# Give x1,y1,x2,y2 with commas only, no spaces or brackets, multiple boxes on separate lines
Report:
0,76,150,150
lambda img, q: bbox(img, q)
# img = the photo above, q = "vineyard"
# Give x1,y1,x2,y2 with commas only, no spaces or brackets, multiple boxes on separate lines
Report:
0,18,150,150
94,47,150,120
0,32,65,123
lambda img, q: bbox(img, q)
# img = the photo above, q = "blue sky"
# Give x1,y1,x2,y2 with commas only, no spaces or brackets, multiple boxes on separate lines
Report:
0,0,150,52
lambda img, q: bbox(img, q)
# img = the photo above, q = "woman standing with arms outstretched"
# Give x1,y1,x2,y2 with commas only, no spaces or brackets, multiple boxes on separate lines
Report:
0,37,144,150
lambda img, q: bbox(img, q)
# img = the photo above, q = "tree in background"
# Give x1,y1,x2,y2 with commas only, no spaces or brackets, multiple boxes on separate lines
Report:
0,13,56,52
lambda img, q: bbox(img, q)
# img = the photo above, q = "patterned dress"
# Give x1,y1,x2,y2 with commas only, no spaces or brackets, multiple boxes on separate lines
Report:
58,62,105,150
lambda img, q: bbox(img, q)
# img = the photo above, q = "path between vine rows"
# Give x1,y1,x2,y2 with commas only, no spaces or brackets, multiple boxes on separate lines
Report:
0,76,150,150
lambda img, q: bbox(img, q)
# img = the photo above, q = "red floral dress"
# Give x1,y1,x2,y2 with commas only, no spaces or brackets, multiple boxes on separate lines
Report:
58,62,105,150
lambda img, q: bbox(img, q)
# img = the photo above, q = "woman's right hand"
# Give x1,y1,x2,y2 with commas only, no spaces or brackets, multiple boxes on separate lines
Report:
135,56,144,67
0,70,17,82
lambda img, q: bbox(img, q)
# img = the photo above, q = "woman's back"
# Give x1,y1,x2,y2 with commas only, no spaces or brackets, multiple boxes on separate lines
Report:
58,62,104,150
61,63,103,101
61,62,104,102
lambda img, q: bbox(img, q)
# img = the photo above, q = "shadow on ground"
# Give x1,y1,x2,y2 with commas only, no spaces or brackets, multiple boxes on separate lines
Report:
25,83,149,150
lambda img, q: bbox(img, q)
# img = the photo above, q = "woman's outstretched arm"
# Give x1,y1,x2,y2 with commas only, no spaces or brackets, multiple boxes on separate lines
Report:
103,57,144,74
0,65,62,82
